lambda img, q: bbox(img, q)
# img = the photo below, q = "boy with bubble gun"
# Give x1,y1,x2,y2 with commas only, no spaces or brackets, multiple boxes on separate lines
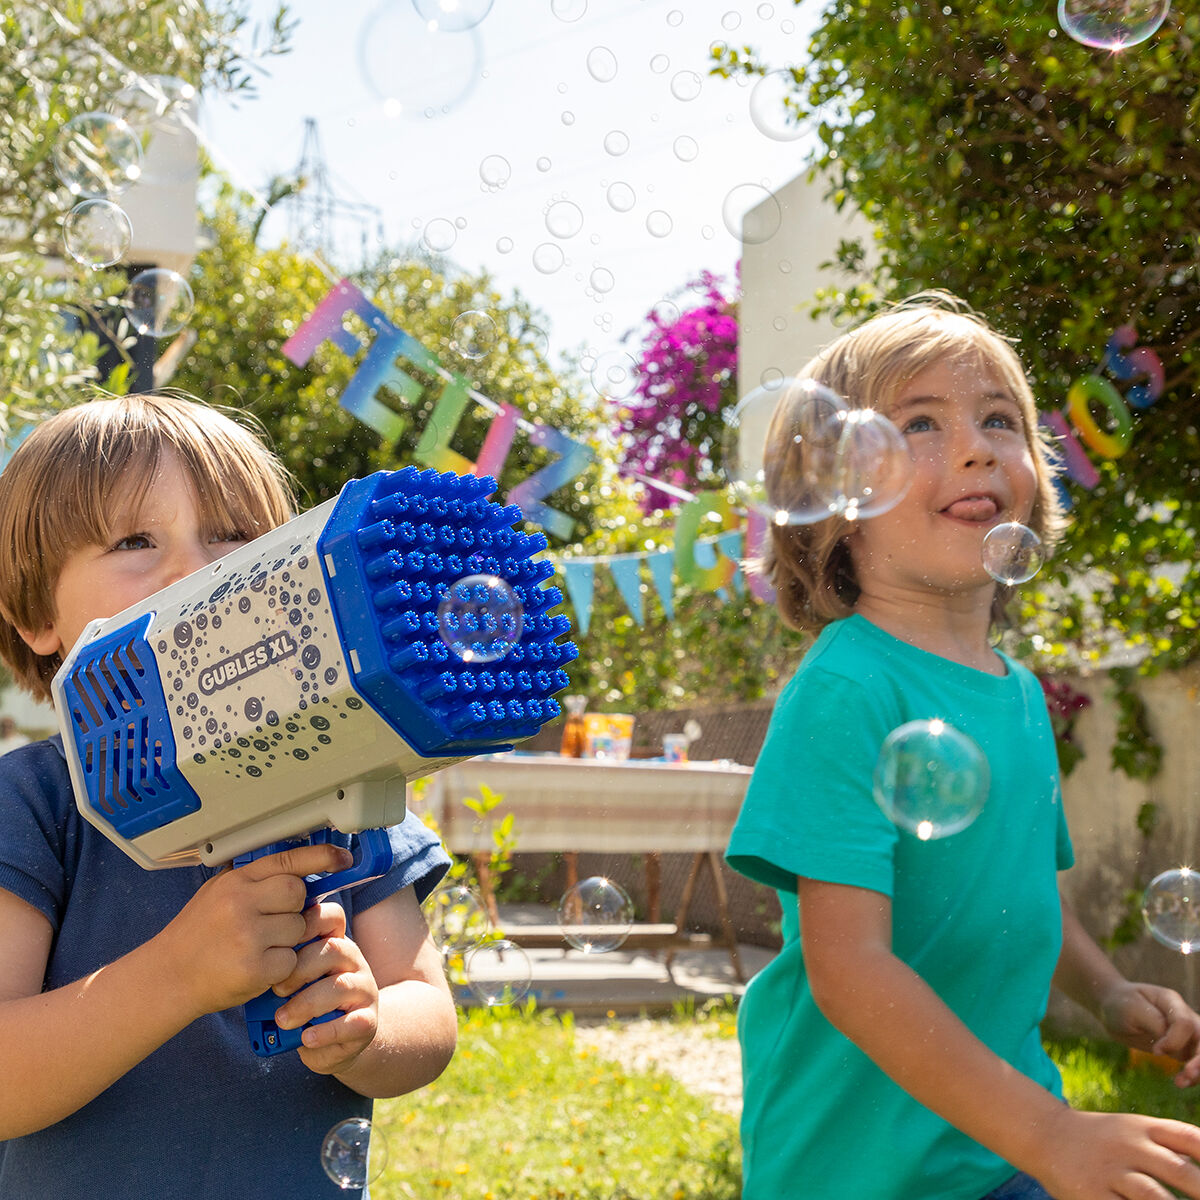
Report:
0,394,458,1197
727,294,1200,1200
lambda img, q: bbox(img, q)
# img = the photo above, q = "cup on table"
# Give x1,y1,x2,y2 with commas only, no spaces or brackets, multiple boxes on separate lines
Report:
662,733,689,764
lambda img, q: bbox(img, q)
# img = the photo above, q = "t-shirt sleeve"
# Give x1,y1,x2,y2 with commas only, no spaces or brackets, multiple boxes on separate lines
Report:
726,668,899,898
0,743,71,929
352,809,451,912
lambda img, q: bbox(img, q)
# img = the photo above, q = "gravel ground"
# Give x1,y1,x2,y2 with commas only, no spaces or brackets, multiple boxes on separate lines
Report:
574,1018,743,1116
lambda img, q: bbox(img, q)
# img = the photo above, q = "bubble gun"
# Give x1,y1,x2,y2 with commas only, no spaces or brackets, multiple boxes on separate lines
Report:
49,466,575,1055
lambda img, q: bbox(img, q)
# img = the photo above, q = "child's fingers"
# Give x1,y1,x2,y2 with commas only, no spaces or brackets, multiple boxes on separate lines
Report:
299,900,347,945
1173,1053,1200,1089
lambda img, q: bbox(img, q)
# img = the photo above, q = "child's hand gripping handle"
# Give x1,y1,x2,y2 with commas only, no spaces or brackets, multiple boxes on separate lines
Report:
236,827,395,1056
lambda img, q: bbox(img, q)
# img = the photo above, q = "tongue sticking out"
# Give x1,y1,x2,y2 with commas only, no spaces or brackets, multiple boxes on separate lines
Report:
944,497,998,521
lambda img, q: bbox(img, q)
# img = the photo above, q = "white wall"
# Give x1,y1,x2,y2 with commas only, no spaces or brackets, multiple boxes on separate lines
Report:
737,168,877,398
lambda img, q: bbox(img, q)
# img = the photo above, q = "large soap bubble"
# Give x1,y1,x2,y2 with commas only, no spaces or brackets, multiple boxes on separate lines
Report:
873,719,989,841
436,574,524,663
465,939,533,1006
413,0,494,32
558,876,635,953
125,268,194,338
424,882,490,953
1143,868,1200,953
63,199,132,268
722,377,847,526
1057,0,1169,49
52,112,143,198
321,1118,387,1189
359,1,482,116
831,408,915,521
982,522,1045,585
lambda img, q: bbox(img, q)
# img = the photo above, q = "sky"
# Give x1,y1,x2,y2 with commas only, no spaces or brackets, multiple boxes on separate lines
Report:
198,0,823,379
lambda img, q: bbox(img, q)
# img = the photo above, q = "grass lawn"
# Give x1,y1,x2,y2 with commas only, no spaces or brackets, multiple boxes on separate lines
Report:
370,1003,741,1200
364,1003,1200,1200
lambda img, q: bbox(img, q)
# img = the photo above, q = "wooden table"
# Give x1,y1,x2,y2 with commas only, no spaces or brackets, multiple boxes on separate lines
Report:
415,753,753,980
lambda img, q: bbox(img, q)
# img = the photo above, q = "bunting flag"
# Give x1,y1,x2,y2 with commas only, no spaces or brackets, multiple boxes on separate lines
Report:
646,548,676,621
550,531,753,635
560,560,595,636
606,556,645,625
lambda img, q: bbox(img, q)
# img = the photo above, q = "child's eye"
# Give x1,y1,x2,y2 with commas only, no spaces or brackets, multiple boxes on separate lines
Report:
209,531,248,545
901,414,935,434
984,411,1021,431
111,533,153,552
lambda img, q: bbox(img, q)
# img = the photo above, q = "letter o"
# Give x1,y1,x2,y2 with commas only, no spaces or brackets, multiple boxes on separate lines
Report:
1066,375,1132,459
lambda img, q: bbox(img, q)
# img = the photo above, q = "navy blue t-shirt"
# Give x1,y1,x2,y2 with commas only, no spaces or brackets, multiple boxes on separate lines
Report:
0,737,450,1199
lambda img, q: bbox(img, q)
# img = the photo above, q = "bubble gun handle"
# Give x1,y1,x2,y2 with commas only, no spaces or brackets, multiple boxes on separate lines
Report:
236,826,394,1057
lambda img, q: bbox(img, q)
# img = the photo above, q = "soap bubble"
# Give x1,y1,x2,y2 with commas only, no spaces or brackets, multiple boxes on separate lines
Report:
749,69,808,141
52,112,143,198
359,2,481,114
589,267,615,294
424,882,490,953
1057,0,1169,49
558,876,635,952
645,210,673,238
437,574,524,663
603,130,629,156
722,377,847,525
587,46,619,82
321,1118,387,1189
673,135,699,162
606,181,636,212
1143,868,1200,953
450,310,497,361
532,242,565,274
125,268,194,338
465,939,533,1006
479,154,511,188
414,0,494,32
422,217,458,253
831,408,914,521
873,719,989,841
545,199,584,239
63,199,131,268
669,70,703,101
590,349,638,400
723,182,782,244
551,0,587,19
982,522,1044,584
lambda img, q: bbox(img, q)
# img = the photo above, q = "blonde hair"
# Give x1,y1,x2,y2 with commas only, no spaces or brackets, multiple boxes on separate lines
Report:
0,393,296,700
760,293,1067,634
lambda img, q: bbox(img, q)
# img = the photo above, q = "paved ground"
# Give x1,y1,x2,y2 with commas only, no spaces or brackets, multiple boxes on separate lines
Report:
456,903,777,1017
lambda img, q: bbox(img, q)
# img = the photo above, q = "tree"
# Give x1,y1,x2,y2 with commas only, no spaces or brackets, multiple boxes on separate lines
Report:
713,1,1200,670
0,0,290,419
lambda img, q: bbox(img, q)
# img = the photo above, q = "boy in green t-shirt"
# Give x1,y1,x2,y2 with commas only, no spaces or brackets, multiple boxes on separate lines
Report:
728,295,1200,1200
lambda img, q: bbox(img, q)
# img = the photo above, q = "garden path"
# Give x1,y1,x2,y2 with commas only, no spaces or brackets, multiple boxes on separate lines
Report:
574,1018,743,1116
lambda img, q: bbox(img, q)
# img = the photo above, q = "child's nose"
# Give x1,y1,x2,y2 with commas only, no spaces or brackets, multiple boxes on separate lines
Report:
957,423,997,467
162,542,217,586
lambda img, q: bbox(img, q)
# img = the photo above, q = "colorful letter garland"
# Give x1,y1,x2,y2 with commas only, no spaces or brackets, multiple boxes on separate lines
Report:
282,279,767,634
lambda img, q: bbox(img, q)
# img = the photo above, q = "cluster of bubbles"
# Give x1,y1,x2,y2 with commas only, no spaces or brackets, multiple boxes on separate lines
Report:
423,881,534,1007
557,876,636,953
873,719,990,841
321,1117,387,1190
1142,867,1200,954
722,377,1049,587
1057,0,1170,50
435,574,525,664
51,102,195,336
421,874,636,1008
722,377,915,526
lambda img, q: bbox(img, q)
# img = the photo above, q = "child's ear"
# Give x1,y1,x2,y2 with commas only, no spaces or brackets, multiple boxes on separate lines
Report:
17,620,63,658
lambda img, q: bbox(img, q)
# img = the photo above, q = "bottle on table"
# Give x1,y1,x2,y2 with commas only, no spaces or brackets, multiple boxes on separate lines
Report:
560,694,587,757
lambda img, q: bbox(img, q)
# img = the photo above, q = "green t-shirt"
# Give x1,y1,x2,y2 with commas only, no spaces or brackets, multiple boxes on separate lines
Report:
726,615,1073,1200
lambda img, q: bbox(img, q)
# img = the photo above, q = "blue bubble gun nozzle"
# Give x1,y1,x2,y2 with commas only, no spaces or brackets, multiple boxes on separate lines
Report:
50,467,576,1056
